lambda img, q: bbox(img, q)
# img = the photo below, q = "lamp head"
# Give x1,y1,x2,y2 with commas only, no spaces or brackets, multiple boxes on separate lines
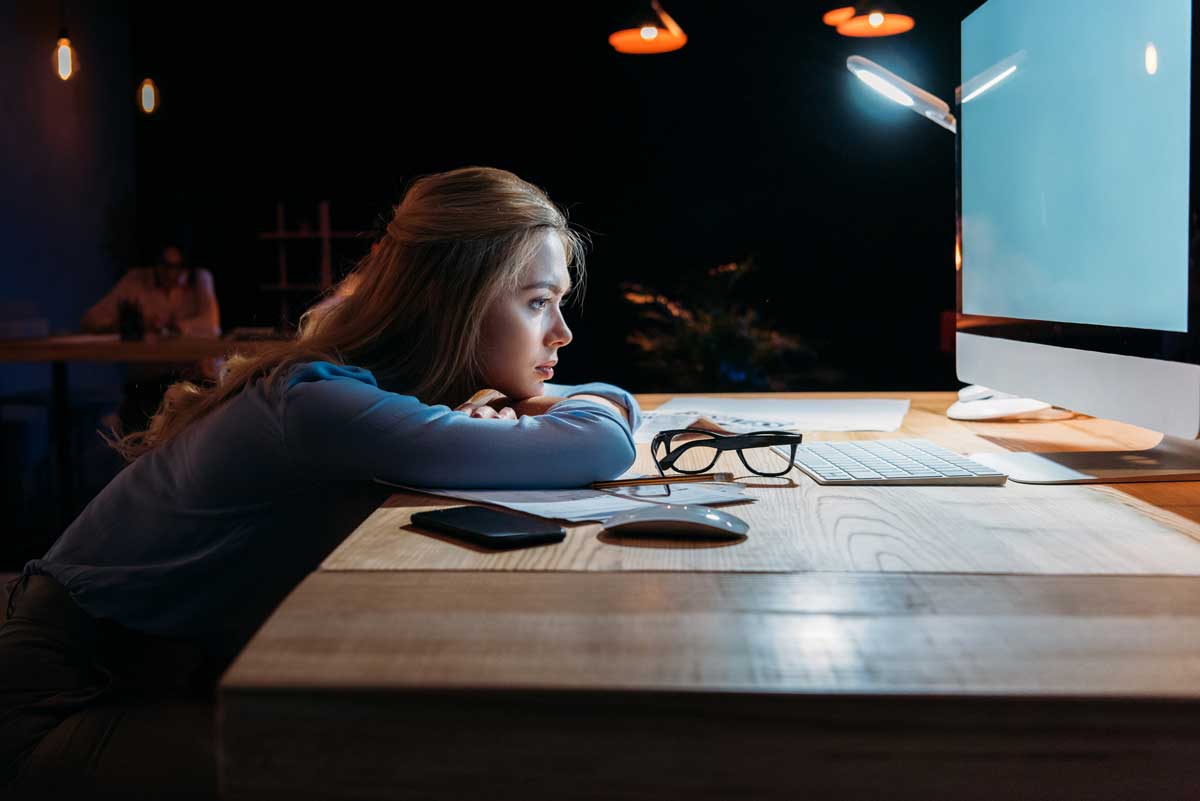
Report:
847,55,957,133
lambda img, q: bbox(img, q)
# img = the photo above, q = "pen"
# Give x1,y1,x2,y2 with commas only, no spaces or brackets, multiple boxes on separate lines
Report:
590,472,735,489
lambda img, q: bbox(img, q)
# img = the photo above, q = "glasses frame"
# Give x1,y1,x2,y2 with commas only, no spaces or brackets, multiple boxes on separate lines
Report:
650,428,804,477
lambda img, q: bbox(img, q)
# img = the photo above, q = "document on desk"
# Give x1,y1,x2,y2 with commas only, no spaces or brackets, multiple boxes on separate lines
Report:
390,481,751,523
634,397,910,442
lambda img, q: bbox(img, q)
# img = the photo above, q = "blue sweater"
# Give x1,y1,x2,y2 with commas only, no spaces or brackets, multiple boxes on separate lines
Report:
26,362,640,657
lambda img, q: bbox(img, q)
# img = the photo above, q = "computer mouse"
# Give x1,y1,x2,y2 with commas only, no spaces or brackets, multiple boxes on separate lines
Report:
602,504,749,540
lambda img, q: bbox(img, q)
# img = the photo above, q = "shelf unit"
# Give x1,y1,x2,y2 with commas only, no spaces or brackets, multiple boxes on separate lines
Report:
258,201,370,326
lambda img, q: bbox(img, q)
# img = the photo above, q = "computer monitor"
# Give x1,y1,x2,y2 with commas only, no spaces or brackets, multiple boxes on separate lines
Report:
957,0,1200,483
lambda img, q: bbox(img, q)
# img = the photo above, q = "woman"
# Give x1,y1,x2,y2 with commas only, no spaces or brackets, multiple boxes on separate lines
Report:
1,167,640,796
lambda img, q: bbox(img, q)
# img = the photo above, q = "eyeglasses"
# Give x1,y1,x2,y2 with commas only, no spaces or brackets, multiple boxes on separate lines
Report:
650,428,804,477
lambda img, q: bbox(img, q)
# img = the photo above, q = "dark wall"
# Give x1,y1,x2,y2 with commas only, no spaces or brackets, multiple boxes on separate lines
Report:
1,1,136,563
129,1,977,392
0,1,135,394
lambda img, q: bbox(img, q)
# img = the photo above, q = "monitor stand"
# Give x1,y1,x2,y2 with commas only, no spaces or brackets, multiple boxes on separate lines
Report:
970,435,1200,484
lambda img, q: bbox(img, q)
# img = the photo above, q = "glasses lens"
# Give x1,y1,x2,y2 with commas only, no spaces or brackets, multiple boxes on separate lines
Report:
737,444,796,476
658,430,721,474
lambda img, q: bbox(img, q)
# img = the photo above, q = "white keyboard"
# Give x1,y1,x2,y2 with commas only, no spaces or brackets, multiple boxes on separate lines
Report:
779,439,1008,486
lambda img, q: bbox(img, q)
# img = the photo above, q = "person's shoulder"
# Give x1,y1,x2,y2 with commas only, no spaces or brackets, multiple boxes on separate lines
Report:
277,361,412,433
283,360,379,392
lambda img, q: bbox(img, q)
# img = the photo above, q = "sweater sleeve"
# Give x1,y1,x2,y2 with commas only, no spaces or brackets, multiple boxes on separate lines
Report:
281,363,639,489
542,381,642,432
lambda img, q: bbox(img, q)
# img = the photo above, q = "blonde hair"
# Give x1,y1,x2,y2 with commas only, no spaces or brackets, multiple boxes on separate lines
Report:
108,166,586,461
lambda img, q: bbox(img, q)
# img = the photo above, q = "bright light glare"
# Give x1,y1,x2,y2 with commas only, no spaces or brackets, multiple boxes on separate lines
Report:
1146,43,1158,75
868,12,884,27
962,65,1017,103
55,38,73,80
853,68,914,106
640,26,658,40
139,79,157,113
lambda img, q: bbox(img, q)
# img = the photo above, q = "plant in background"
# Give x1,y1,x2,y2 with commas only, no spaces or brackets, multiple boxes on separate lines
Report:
621,257,836,391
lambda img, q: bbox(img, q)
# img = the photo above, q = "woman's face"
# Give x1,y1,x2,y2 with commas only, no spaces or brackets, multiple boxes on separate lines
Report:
478,230,574,399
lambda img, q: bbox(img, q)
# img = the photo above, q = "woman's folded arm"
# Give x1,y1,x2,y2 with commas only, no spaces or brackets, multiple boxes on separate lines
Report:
281,363,638,489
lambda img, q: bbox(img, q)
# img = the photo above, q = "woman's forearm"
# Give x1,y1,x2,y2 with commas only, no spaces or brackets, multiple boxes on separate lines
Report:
498,393,632,425
556,393,630,425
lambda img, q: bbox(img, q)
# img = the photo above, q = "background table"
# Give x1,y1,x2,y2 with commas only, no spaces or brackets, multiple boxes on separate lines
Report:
0,334,277,528
219,393,1200,800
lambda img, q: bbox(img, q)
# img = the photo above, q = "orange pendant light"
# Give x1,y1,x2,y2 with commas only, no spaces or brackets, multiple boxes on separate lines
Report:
54,29,76,80
138,78,159,114
822,7,856,27
53,3,78,80
609,1,687,55
823,5,914,38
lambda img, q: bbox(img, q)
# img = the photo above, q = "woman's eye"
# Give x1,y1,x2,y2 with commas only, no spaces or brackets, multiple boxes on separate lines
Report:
530,297,552,311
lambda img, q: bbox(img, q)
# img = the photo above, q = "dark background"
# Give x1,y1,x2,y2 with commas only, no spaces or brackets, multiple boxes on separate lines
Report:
126,0,977,390
1,1,980,561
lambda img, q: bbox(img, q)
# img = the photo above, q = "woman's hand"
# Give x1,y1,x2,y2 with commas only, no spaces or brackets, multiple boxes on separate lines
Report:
455,389,517,420
506,395,563,418
456,391,566,419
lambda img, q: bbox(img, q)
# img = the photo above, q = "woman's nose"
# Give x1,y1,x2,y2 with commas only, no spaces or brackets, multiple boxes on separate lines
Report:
547,309,573,348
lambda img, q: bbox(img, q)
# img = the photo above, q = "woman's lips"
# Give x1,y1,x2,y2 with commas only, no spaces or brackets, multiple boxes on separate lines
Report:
534,366,554,380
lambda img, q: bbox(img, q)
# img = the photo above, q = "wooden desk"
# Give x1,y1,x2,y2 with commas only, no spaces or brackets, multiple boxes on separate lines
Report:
218,393,1200,800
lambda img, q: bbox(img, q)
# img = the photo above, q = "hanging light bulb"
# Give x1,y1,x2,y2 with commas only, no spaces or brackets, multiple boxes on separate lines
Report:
138,78,159,114
54,28,76,80
822,7,856,26
837,9,914,37
824,5,915,38
609,1,687,55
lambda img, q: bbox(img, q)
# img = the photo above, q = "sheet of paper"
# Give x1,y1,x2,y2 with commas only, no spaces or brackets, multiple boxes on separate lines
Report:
635,397,910,442
389,481,751,522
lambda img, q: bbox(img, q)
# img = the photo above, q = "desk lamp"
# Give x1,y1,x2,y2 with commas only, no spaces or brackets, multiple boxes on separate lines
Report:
846,55,956,132
847,52,1025,133
846,54,1049,421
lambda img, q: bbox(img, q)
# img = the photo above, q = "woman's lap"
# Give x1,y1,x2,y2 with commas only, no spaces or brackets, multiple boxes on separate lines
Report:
1,575,217,797
24,698,216,798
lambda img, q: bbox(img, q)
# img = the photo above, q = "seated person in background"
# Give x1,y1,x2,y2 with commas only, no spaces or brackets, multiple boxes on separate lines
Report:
81,245,222,432
81,245,220,338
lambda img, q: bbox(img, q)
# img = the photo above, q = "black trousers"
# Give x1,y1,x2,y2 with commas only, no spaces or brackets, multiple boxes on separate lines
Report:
0,575,218,798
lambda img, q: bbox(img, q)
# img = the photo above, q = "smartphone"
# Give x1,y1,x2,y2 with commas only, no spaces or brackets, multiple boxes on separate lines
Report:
410,506,567,550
